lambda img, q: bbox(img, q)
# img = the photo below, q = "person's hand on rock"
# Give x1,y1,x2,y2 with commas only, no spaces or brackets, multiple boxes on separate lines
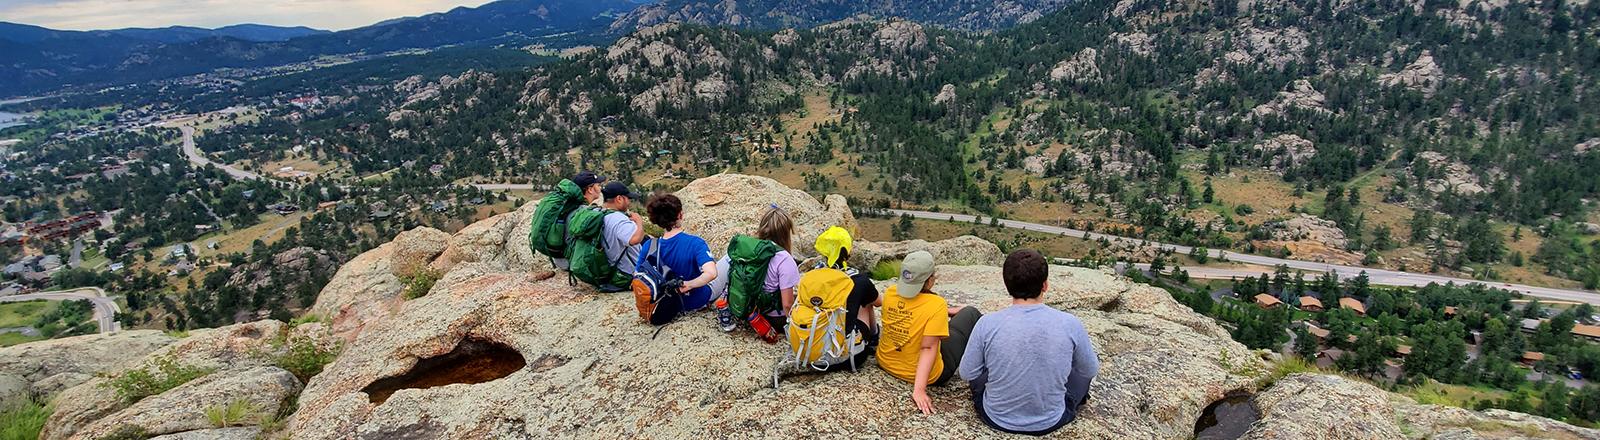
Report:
912,389,934,415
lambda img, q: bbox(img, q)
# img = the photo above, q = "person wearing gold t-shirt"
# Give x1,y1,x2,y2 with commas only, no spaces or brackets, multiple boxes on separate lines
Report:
874,251,982,415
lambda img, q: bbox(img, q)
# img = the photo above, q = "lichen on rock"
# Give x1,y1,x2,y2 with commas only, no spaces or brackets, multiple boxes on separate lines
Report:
286,258,1268,439
675,174,857,259
1244,374,1600,440
14,173,1596,440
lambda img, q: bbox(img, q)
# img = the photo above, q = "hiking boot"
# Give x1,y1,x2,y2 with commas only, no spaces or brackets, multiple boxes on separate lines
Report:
714,299,736,332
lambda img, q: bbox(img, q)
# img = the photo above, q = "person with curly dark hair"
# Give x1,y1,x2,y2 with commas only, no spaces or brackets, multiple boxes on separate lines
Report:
638,193,718,314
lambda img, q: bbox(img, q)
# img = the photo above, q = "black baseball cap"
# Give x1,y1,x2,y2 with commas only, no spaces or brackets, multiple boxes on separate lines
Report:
602,182,642,201
572,171,605,188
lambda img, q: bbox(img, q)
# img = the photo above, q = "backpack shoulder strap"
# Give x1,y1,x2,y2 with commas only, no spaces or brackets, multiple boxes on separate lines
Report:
644,237,664,272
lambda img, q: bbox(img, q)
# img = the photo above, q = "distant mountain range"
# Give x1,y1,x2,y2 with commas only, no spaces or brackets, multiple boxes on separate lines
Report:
0,0,1076,97
0,0,642,96
0,22,328,44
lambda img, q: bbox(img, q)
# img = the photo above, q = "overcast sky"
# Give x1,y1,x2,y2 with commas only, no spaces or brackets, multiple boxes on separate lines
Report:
0,0,494,31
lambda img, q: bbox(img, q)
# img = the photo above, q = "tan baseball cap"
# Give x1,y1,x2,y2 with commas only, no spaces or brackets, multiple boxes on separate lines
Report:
896,251,936,298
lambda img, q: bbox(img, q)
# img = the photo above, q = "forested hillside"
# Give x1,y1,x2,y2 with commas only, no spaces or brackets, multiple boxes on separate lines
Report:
190,0,1600,289
610,0,1074,31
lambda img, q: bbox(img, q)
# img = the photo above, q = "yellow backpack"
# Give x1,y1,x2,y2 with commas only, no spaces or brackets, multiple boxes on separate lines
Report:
785,267,867,372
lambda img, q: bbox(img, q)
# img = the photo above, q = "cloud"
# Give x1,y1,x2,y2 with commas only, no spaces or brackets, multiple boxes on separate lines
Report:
0,0,494,31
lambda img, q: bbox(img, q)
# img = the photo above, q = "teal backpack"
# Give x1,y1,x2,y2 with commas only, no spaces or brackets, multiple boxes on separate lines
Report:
529,179,586,261
566,206,633,292
726,235,784,319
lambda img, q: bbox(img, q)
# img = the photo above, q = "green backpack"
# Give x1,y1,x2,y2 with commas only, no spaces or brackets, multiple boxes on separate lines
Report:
529,179,586,260
566,206,633,292
726,235,784,319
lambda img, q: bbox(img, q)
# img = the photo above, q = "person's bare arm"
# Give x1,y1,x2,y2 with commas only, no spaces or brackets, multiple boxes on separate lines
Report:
780,287,796,310
912,335,942,414
680,261,718,292
626,212,646,245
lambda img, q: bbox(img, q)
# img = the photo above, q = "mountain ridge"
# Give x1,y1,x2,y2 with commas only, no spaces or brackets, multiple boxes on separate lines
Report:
0,0,644,97
0,0,1081,97
0,21,328,43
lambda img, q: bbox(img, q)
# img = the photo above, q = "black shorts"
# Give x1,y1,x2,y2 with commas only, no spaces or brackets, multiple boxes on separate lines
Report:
845,272,879,336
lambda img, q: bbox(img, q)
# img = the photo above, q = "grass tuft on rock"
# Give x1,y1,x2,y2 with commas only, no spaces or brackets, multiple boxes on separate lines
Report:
870,259,902,281
0,398,52,440
204,398,261,428
1256,355,1320,388
101,356,215,404
289,313,327,326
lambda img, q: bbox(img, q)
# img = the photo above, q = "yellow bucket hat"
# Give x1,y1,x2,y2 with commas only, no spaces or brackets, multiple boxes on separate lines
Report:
814,226,854,269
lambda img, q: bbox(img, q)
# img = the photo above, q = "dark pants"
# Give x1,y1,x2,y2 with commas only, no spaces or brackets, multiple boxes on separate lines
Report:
933,306,981,386
969,376,1087,436
810,316,876,373
846,272,882,348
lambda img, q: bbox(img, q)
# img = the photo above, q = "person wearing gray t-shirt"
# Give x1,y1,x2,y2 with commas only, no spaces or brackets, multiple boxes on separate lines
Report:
599,182,644,275
959,249,1099,436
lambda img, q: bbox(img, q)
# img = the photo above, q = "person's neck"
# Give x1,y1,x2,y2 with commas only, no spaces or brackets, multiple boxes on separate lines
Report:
1012,297,1044,306
664,227,683,238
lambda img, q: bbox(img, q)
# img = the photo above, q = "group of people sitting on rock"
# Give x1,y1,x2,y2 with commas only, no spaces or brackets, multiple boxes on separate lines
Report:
531,172,1101,435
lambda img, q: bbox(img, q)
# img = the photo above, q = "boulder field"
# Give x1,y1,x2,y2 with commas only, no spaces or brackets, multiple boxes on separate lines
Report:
6,174,1594,439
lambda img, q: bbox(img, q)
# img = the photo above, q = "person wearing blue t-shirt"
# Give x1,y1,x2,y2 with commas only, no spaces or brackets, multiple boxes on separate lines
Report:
638,193,717,311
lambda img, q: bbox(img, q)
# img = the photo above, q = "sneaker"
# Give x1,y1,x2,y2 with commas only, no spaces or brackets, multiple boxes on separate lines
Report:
714,299,736,332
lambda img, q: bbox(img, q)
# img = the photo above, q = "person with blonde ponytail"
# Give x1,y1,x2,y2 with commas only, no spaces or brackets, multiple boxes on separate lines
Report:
711,206,803,336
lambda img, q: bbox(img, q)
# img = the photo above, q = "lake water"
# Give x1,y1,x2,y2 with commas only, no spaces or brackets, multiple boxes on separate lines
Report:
0,111,25,130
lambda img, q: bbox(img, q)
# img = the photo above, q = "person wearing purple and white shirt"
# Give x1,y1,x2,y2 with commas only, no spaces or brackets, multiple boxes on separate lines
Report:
711,206,801,332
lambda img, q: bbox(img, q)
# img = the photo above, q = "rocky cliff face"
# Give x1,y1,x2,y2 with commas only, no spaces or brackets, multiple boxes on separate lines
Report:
11,174,1597,439
5,319,336,440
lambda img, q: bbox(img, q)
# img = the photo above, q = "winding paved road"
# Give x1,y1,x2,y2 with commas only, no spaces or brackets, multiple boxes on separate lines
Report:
467,184,1600,303
0,287,120,333
178,125,261,181
470,184,540,192
889,209,1600,305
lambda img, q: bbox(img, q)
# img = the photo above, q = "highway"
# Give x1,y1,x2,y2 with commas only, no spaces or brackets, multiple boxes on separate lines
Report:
0,287,121,333
889,209,1600,305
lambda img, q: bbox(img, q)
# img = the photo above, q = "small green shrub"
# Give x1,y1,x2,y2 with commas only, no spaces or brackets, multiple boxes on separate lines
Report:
869,259,902,282
401,269,443,300
274,336,340,382
0,398,52,440
101,356,215,404
203,399,260,428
